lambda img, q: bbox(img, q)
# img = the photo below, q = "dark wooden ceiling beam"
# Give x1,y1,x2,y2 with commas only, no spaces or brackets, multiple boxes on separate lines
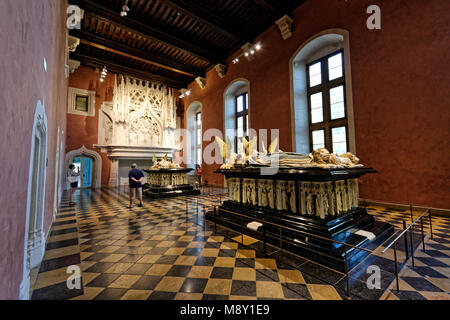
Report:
159,0,251,43
70,0,223,64
70,29,204,78
70,52,188,89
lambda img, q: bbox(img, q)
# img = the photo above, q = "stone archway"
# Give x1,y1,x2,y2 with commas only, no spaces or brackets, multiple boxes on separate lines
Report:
20,100,48,300
65,146,102,189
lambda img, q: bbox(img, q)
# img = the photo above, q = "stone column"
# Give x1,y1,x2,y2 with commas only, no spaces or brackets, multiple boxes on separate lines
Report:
109,159,119,188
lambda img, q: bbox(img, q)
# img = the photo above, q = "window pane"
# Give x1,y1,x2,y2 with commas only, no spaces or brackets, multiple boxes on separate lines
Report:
246,115,249,132
312,130,325,151
328,52,343,81
309,62,322,87
196,113,202,124
197,128,202,145
329,85,345,119
332,126,347,155
75,96,88,112
237,95,244,112
197,148,202,165
237,116,244,138
245,93,249,110
310,92,323,123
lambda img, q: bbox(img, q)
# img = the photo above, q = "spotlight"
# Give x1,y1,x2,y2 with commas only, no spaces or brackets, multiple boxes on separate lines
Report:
244,52,249,57
121,1,130,17
250,50,255,55
255,43,262,51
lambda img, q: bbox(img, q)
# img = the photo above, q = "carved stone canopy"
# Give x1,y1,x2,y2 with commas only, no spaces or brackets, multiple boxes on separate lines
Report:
68,36,80,52
276,15,294,40
195,77,207,89
215,64,227,78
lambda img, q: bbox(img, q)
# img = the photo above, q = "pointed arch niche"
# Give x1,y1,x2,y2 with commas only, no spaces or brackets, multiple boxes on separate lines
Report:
186,101,203,169
290,29,356,154
21,100,48,300
65,146,102,189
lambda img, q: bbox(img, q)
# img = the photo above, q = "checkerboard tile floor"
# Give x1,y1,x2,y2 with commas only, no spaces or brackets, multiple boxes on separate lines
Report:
30,187,450,300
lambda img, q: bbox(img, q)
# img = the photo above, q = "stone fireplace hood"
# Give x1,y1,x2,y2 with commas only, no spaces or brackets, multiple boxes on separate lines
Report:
94,144,180,160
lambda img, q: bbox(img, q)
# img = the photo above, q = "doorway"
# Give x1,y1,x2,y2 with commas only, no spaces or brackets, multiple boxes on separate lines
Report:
21,101,47,299
73,156,93,188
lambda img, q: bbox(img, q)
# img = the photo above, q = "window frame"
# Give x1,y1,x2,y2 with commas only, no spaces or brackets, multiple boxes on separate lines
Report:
235,92,249,150
306,49,349,153
194,111,202,166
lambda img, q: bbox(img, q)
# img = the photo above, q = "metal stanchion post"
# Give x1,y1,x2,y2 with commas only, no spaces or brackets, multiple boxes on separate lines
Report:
393,242,400,292
214,206,217,233
402,220,409,259
420,217,425,252
344,246,350,300
409,227,415,268
429,210,433,239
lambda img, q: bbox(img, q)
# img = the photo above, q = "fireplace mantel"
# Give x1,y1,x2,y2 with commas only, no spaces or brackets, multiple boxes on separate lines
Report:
94,144,181,187
94,144,180,160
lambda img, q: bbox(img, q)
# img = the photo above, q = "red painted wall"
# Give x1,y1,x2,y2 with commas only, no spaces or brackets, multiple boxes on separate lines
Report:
0,0,68,299
67,66,113,186
183,0,450,209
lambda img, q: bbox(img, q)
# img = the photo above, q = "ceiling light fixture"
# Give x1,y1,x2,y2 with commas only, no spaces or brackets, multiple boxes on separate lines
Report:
179,89,191,99
232,42,262,65
121,0,130,17
100,65,108,82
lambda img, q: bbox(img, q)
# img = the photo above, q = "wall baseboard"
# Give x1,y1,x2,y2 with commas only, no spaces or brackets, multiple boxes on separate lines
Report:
359,198,450,217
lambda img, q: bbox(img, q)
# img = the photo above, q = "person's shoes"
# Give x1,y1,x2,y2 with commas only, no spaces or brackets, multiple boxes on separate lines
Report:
127,205,133,209
138,204,144,207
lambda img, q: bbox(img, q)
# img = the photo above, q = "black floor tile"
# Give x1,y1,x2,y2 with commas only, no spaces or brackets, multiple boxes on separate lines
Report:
183,248,203,256
401,276,444,292
407,266,448,278
148,291,177,300
195,257,216,266
180,278,208,293
50,227,78,236
202,294,229,300
156,255,179,265
211,267,234,279
84,262,115,273
281,283,311,300
390,290,427,300
39,254,81,273
297,262,344,285
45,238,79,250
416,257,448,267
125,263,153,275
31,281,84,300
119,254,144,263
230,280,256,296
86,274,120,287
132,276,162,290
235,258,255,268
94,288,127,300
256,269,279,282
166,265,192,277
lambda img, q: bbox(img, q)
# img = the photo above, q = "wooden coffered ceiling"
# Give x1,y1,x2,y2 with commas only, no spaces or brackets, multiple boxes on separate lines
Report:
69,0,307,89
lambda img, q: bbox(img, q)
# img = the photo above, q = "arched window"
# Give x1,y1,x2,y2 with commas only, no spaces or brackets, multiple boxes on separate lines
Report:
186,101,202,168
224,79,250,151
290,30,356,154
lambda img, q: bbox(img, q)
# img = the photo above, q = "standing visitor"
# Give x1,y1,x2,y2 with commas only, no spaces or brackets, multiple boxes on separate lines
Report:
196,164,202,187
68,164,80,207
128,163,144,208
